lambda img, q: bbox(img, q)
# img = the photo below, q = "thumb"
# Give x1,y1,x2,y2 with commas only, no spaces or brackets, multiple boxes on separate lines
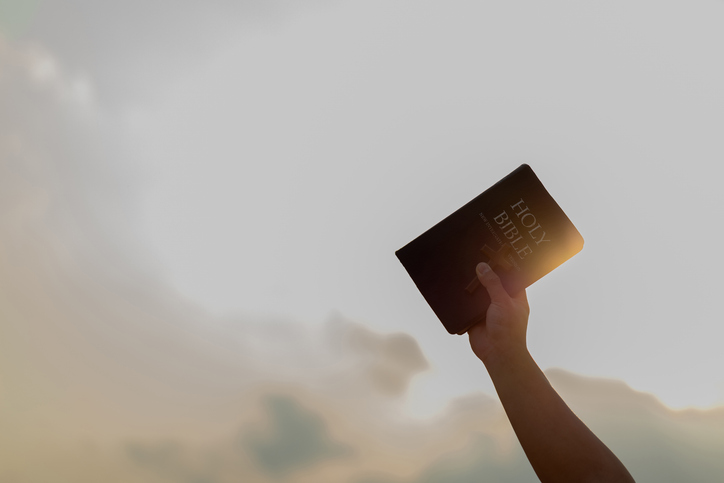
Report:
476,262,510,305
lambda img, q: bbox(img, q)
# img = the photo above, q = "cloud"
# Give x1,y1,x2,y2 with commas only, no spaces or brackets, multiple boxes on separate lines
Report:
241,395,353,477
12,0,328,105
12,367,720,483
0,37,253,448
547,370,724,483
0,41,433,476
350,371,724,483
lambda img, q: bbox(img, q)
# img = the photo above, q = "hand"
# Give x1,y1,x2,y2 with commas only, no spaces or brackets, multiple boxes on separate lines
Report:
467,262,530,368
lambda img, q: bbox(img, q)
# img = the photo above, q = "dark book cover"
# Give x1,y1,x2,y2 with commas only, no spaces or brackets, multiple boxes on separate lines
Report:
396,164,584,335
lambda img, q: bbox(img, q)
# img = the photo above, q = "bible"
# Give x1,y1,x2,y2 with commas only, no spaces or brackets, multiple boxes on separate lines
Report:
396,164,584,335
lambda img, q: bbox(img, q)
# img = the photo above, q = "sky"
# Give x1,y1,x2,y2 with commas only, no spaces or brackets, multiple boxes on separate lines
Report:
2,0,724,482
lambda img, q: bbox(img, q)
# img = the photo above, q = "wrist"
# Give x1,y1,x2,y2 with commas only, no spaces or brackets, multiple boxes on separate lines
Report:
481,345,534,377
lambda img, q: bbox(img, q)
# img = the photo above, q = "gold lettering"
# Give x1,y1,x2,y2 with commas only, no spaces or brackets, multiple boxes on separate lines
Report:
494,211,509,225
510,199,528,216
534,232,551,245
503,223,519,240
517,245,533,258
519,212,536,228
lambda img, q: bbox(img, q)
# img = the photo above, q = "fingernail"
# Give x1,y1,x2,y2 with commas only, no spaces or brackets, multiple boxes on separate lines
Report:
476,262,489,276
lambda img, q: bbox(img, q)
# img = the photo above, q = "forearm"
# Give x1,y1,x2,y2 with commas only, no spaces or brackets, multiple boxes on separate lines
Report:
485,351,635,483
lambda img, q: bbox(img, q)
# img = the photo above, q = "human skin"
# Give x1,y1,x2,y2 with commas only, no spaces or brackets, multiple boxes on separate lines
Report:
468,262,635,483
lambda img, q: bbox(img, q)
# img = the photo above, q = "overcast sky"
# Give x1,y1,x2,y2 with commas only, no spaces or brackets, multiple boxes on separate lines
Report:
3,0,724,481
44,0,724,411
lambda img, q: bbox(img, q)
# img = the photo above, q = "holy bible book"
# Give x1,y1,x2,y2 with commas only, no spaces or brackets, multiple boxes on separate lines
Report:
396,164,584,335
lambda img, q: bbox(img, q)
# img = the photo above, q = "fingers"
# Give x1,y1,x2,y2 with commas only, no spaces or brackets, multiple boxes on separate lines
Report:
512,288,530,312
476,262,510,305
467,320,485,336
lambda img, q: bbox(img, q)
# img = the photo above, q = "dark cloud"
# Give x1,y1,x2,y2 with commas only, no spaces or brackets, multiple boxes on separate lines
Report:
241,395,353,476
0,0,42,37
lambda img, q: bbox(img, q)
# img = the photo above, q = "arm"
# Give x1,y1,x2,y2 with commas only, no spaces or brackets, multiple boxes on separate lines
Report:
468,262,635,483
